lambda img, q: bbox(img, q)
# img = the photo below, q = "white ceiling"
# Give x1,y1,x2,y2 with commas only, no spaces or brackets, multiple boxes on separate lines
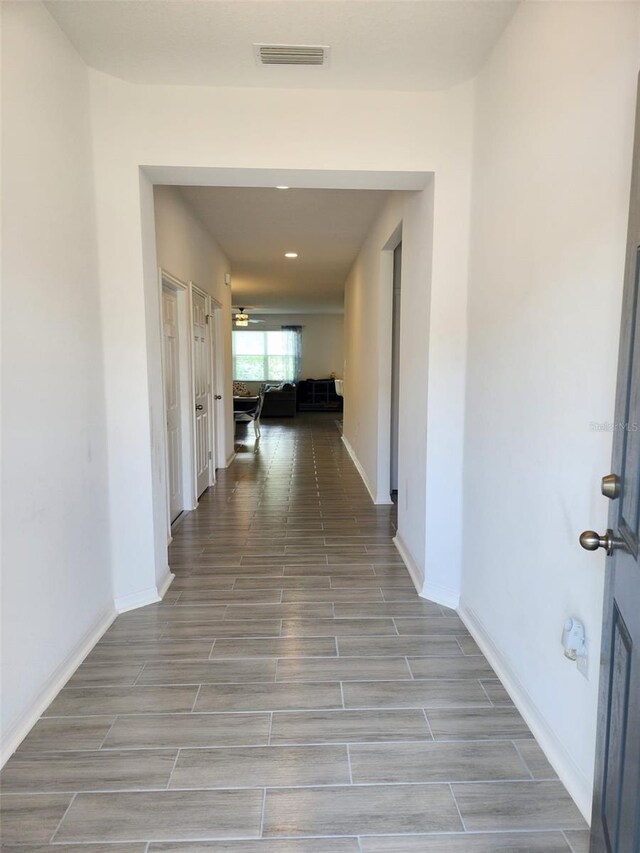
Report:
177,186,391,312
46,0,518,91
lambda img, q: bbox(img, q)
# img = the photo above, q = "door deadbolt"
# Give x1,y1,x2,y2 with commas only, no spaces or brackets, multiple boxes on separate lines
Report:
601,474,621,499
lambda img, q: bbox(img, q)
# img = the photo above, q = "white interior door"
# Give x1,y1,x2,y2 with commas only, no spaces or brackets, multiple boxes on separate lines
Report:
162,286,183,521
192,289,211,497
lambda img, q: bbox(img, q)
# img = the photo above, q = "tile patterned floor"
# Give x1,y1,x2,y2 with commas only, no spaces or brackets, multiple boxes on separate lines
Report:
0,415,589,851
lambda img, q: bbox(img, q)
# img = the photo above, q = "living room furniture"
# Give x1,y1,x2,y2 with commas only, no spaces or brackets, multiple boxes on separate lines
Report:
233,393,264,438
297,379,344,412
261,383,297,417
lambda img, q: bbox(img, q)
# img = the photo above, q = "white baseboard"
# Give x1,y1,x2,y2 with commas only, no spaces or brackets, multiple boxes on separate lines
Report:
393,534,423,594
115,568,174,614
157,569,175,599
341,435,382,505
225,451,237,468
115,585,161,613
458,600,592,822
0,605,116,765
393,534,459,609
423,579,460,610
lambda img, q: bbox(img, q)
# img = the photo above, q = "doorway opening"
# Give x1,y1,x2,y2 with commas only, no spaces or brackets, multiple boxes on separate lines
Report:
390,240,402,502
144,169,433,598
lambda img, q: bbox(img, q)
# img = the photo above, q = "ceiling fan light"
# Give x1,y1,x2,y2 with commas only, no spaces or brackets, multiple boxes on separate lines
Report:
235,310,249,327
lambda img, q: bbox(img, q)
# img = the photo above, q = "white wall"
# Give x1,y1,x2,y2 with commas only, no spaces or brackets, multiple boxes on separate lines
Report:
343,145,471,606
460,1,640,819
343,187,439,580
235,313,344,381
86,68,475,607
1,2,112,758
344,194,407,504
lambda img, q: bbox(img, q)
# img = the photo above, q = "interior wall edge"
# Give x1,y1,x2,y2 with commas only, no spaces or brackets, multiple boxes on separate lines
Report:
392,533,424,594
114,567,174,614
340,434,382,505
157,568,175,601
422,578,461,611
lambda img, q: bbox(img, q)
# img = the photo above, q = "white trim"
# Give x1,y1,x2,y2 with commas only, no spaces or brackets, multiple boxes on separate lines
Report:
341,434,391,505
157,568,175,600
423,579,460,610
375,489,394,506
190,282,215,498
458,600,592,823
170,512,187,534
0,606,116,765
160,269,196,532
142,165,431,192
393,533,423,594
225,450,237,468
114,567,174,614
213,302,229,472
375,243,395,503
185,282,198,508
206,294,220,485
393,534,459,609
115,585,161,614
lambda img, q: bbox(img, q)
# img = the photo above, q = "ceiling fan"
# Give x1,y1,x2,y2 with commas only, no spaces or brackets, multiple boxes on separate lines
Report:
233,307,265,327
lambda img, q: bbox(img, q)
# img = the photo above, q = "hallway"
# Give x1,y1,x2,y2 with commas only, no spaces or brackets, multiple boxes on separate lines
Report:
1,415,587,850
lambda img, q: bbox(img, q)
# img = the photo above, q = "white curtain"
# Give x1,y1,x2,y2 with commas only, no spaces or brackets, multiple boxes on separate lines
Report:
281,326,302,382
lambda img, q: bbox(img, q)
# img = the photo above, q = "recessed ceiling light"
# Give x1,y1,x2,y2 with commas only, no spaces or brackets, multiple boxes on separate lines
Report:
276,185,289,190
284,252,298,258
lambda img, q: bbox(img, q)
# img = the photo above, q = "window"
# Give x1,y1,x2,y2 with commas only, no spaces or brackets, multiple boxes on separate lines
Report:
233,329,300,382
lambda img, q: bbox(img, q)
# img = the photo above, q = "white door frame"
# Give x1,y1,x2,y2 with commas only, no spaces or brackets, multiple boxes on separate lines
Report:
190,283,216,498
376,221,403,505
159,270,197,537
207,296,224,480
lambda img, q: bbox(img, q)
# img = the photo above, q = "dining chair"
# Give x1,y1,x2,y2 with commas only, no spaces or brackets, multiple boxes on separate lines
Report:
234,391,265,439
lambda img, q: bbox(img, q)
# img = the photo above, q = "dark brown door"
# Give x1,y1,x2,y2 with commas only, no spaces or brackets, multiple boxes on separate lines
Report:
588,78,640,853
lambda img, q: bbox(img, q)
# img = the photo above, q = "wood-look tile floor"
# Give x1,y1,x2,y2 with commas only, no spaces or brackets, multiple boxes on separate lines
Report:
0,415,589,852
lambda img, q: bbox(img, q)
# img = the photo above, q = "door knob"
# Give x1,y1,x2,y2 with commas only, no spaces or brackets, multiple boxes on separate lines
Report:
579,529,624,556
195,404,204,411
214,395,222,400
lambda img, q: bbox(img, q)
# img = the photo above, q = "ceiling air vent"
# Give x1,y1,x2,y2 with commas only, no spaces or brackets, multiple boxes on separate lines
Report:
254,44,330,67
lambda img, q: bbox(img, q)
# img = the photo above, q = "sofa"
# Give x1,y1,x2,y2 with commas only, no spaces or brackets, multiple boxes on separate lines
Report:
261,383,297,417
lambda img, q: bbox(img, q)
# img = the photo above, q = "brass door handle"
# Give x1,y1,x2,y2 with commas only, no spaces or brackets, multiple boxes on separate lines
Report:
579,529,624,556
